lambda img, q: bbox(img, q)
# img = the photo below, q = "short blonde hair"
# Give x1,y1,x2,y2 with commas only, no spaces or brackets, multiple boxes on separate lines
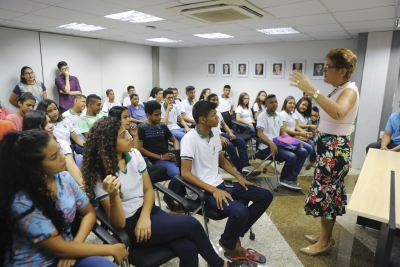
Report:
326,48,357,80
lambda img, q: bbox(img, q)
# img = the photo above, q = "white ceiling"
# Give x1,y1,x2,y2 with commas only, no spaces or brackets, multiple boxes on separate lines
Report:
0,0,398,47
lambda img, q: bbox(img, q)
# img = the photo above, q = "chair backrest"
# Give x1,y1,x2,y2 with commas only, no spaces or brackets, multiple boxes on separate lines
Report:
221,111,233,129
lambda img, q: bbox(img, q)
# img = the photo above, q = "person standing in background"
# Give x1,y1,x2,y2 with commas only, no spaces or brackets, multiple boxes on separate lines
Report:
55,61,82,114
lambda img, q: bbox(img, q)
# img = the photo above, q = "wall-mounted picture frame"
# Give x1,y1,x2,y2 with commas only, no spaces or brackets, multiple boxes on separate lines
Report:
253,62,266,78
291,60,305,74
236,61,249,77
221,61,232,77
311,60,324,79
271,61,285,78
206,62,217,77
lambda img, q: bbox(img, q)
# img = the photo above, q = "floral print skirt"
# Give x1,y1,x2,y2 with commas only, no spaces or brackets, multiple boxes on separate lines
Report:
304,131,352,220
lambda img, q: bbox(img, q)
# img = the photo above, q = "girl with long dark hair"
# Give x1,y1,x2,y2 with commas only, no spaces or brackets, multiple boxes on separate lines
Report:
6,92,36,131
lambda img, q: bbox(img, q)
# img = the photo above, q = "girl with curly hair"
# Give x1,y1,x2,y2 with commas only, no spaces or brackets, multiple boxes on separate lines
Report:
0,130,128,267
81,116,242,267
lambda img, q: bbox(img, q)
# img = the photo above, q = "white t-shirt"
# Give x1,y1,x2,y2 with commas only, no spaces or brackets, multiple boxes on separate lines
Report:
293,110,310,125
62,109,84,135
180,98,196,126
148,96,155,101
235,106,253,123
102,101,121,113
256,110,282,150
161,103,184,130
94,149,147,218
279,110,296,131
215,110,224,135
217,95,234,113
181,127,223,200
253,102,266,114
58,138,72,156
53,118,74,145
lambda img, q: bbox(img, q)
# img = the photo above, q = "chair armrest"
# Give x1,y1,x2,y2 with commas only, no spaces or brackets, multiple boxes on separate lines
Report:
95,206,131,247
153,182,191,212
175,175,206,202
91,223,119,245
232,120,250,128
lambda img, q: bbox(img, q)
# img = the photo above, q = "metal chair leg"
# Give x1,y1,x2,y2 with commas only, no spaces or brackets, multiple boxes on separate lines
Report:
156,189,161,207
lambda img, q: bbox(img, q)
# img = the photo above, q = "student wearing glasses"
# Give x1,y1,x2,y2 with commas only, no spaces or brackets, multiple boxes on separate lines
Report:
235,93,255,133
55,61,82,114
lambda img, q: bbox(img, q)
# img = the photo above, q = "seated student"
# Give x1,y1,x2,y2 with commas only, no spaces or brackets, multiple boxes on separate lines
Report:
181,101,272,264
23,110,84,183
102,89,121,113
162,89,190,141
366,111,400,153
78,94,107,139
310,106,319,127
217,85,234,115
171,87,183,109
55,61,82,114
0,120,16,141
6,92,36,131
123,85,136,106
180,85,197,127
154,88,164,104
235,93,255,133
252,90,267,119
82,118,243,267
0,130,128,267
199,88,211,101
257,94,308,190
148,87,160,101
279,96,315,168
0,101,11,120
134,101,184,212
127,94,147,125
293,97,316,132
62,94,86,136
208,93,260,176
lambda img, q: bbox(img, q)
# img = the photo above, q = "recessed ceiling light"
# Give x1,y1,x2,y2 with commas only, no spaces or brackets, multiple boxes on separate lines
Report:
257,27,300,35
105,10,164,23
194,33,234,39
57,22,106,32
146,38,182,43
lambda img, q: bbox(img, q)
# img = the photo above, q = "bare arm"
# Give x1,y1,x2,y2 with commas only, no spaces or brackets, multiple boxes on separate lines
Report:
178,114,190,132
42,91,47,99
9,92,19,107
70,132,85,147
74,203,96,242
131,117,147,124
182,114,195,124
134,172,154,243
218,152,242,180
380,131,392,149
100,177,126,228
236,113,252,125
65,156,83,185
171,136,179,150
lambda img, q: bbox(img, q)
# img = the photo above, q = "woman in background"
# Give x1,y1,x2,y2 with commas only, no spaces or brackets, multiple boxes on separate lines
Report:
6,92,36,131
235,93,255,133
252,90,267,119
199,88,211,101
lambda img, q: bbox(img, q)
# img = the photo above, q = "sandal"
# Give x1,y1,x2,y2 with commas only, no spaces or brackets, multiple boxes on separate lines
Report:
165,205,185,214
245,248,266,264
224,253,257,267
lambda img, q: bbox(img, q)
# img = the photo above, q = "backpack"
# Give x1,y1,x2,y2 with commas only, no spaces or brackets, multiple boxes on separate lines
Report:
273,134,301,152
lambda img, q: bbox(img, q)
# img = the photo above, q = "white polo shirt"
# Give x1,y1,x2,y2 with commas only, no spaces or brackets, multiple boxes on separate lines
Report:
235,106,253,123
293,110,310,125
62,109,84,135
94,149,147,218
53,118,75,145
58,139,72,156
181,127,223,200
102,101,121,113
215,110,224,135
161,103,184,130
279,110,296,131
253,102,266,114
180,98,196,125
217,95,234,113
256,110,282,150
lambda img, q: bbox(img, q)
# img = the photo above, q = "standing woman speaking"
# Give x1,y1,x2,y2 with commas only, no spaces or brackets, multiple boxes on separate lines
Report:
289,48,358,256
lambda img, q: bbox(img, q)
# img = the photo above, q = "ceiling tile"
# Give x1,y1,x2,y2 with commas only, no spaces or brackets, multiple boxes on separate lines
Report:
0,20,49,30
11,14,72,27
98,28,133,35
135,1,184,20
321,0,396,12
30,0,69,4
201,24,253,32
248,0,310,9
314,35,352,40
32,7,97,21
333,6,396,23
239,35,279,42
281,13,336,27
146,30,185,37
263,1,328,18
1,0,50,13
56,0,129,16
0,9,25,20
348,28,394,35
101,0,174,9
219,38,253,45
145,20,192,30
296,23,343,33
172,18,210,27
274,33,314,40
171,27,210,34
234,18,288,29
223,30,265,37
307,31,350,38
342,19,395,31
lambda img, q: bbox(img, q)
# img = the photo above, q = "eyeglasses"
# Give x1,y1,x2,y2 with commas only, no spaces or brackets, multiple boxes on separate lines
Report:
61,67,69,71
324,64,343,70
24,72,35,76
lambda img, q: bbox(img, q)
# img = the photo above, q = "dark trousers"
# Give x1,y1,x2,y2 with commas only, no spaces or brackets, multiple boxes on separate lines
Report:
204,182,273,250
366,140,398,153
221,133,250,173
124,206,224,267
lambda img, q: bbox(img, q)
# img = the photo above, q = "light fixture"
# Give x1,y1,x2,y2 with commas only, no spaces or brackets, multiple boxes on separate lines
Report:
193,33,234,39
105,10,164,23
257,27,300,35
146,38,182,43
57,22,106,32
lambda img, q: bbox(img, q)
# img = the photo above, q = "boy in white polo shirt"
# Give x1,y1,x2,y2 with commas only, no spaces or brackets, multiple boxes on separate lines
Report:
257,94,308,190
181,101,272,262
180,85,197,127
217,85,234,115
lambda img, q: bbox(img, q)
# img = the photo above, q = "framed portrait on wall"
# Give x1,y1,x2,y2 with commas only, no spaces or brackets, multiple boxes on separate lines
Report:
311,60,324,79
271,61,284,78
253,62,266,78
236,61,248,77
206,62,217,77
291,60,305,74
221,61,232,77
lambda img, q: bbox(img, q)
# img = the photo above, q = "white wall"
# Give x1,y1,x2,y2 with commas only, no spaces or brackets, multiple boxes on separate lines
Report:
159,47,174,89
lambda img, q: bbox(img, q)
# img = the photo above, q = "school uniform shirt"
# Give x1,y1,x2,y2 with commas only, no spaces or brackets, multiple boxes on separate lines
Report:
256,110,282,150
5,172,89,267
180,98,196,126
217,95,234,113
293,110,310,125
174,98,183,110
253,102,266,114
102,101,121,113
279,110,296,131
53,118,74,145
78,112,108,135
95,150,147,218
62,109,84,135
148,96,156,101
181,127,223,200
6,114,22,131
215,109,224,135
235,106,253,124
58,138,72,156
12,81,46,104
161,103,184,130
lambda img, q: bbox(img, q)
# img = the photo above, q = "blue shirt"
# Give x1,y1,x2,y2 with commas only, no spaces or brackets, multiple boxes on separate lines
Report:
128,104,147,121
385,112,400,145
5,172,89,267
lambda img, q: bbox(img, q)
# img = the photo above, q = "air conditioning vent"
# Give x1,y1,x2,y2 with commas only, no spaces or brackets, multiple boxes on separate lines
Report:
167,0,274,24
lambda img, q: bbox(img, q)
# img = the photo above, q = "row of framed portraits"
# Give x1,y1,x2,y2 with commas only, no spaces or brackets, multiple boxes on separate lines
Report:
206,61,325,79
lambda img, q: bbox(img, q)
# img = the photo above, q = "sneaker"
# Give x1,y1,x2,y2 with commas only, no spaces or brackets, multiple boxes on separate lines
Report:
280,180,301,190
242,166,261,177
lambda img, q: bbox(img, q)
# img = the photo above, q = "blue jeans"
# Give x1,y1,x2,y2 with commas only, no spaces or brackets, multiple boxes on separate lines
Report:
74,153,83,167
50,256,116,267
221,133,249,172
170,128,185,142
260,146,308,182
204,182,273,250
154,160,185,205
75,134,86,154
124,206,224,267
